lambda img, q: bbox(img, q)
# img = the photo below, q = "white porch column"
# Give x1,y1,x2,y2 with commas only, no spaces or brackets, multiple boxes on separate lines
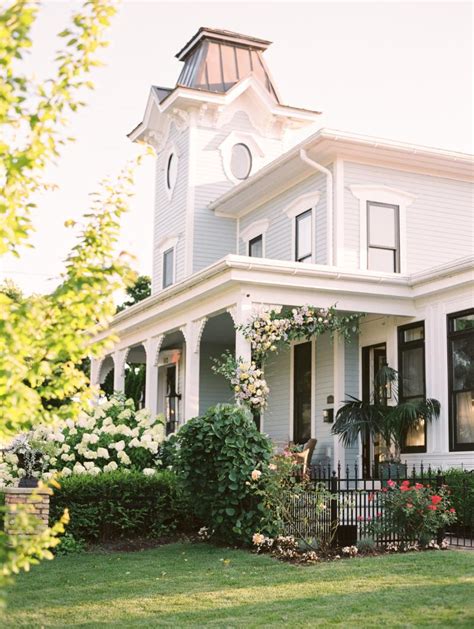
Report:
144,336,163,418
183,320,203,421
89,357,100,388
333,333,346,470
231,296,253,364
113,349,126,393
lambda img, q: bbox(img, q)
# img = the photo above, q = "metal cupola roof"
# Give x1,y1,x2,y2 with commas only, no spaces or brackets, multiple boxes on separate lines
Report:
174,27,280,102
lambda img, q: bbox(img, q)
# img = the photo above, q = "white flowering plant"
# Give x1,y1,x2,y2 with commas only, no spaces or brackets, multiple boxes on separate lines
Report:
212,352,269,410
241,305,361,361
212,305,361,411
0,394,165,486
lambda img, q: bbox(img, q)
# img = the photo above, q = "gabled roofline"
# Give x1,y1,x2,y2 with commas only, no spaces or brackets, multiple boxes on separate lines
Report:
127,76,321,143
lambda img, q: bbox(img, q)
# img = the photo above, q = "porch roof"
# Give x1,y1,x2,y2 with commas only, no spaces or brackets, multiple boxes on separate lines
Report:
97,255,473,343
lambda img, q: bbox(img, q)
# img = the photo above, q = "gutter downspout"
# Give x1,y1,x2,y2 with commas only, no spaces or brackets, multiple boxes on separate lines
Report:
299,148,334,266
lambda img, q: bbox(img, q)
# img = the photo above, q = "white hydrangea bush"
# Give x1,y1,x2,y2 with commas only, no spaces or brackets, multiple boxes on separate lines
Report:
0,394,165,486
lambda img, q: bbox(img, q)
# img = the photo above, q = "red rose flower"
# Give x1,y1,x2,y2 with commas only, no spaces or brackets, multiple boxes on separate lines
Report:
428,505,437,511
450,508,456,513
431,495,442,505
415,483,423,490
400,485,410,492
387,479,396,488
401,480,410,487
407,503,414,509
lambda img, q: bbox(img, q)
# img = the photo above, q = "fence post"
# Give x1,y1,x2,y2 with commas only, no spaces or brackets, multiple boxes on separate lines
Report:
330,471,338,547
436,471,445,545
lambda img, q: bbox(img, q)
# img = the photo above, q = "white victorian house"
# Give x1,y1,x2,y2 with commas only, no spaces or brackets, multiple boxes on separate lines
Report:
90,27,474,475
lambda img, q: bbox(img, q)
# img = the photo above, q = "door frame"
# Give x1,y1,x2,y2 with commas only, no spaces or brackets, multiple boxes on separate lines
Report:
361,342,387,478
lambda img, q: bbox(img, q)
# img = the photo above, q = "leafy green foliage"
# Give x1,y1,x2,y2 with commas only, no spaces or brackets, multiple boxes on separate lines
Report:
49,470,187,543
366,479,456,546
444,469,474,530
124,364,146,409
173,404,273,544
332,365,440,460
117,275,151,312
55,533,86,557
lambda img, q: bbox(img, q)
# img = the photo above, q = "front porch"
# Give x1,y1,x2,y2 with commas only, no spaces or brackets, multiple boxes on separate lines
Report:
90,255,474,473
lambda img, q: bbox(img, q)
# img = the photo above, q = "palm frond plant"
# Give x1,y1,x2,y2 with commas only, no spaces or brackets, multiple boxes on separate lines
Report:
332,365,440,463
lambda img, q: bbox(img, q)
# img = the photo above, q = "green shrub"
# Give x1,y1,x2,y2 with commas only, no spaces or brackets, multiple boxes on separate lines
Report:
50,470,187,543
174,404,273,545
444,469,474,530
55,533,86,556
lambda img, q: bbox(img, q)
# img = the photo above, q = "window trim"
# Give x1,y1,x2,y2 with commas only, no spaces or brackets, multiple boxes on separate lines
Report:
367,201,401,273
240,218,269,256
295,209,313,263
398,321,426,454
349,184,416,274
163,144,179,199
447,307,474,452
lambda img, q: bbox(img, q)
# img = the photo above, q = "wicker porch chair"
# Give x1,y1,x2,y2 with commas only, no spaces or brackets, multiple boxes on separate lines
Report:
293,438,317,475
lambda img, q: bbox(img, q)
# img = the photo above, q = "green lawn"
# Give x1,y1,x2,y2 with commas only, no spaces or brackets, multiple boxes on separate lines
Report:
5,544,474,627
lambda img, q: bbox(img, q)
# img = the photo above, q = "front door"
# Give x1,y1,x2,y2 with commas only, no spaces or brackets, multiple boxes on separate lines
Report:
293,341,312,444
361,344,387,478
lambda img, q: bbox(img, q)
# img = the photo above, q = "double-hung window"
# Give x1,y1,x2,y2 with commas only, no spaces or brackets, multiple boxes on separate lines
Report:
398,322,426,453
162,248,174,289
248,234,263,258
448,309,474,451
367,201,400,272
295,209,312,263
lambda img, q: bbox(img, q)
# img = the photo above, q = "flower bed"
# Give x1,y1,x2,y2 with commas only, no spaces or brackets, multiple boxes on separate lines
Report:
0,393,164,485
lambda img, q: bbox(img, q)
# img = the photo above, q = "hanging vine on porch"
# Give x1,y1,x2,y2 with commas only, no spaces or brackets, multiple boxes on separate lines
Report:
212,305,363,411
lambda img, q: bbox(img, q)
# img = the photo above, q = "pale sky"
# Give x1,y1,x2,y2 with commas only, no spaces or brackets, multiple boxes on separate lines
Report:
1,0,472,295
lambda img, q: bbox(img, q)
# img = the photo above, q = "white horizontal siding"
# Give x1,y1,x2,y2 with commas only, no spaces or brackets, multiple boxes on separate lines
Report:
314,334,334,462
152,124,189,293
264,345,291,447
344,162,474,273
238,171,328,263
193,111,284,273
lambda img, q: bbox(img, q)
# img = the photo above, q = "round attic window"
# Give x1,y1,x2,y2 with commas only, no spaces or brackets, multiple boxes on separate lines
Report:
230,143,252,180
166,152,178,192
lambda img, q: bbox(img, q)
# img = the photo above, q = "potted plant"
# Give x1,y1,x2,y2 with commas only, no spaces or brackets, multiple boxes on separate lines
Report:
331,365,440,478
2,434,46,487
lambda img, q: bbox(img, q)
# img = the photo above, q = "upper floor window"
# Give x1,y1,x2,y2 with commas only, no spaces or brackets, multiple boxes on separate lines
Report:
162,248,175,289
230,143,252,180
166,152,178,193
248,234,263,258
398,322,426,453
448,308,474,451
295,209,312,263
367,201,400,272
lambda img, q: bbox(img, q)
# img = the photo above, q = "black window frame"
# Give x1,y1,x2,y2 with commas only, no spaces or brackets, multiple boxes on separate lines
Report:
293,340,312,444
162,247,174,289
295,209,313,263
398,321,426,454
248,234,263,258
367,201,400,273
448,308,474,452
166,153,177,191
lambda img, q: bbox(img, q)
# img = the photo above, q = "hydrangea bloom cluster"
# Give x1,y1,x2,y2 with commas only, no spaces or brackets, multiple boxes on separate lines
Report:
0,394,164,486
232,362,270,410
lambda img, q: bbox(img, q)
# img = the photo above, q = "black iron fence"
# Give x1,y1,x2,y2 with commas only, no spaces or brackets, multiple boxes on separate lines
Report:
283,463,474,549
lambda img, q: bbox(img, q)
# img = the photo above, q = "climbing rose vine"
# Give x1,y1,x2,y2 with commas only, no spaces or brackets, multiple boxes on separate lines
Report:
212,354,270,410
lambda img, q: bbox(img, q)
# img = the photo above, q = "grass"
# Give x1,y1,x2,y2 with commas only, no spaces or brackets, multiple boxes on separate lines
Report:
5,544,474,627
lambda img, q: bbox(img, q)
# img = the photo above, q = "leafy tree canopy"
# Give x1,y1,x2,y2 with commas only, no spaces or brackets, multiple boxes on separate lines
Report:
117,274,151,312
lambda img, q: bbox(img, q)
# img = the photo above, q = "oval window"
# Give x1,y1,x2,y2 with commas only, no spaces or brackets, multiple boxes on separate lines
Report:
230,143,252,180
166,153,178,191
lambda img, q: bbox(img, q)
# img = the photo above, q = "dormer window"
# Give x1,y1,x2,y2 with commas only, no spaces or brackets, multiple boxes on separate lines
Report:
166,152,178,193
230,143,252,180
